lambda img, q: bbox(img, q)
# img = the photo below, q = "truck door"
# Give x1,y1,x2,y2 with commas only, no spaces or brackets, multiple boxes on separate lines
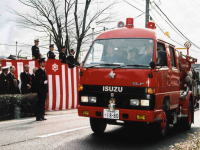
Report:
156,42,171,109
169,46,180,107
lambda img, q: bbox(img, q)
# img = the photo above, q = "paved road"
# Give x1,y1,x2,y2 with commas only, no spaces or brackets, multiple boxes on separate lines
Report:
0,110,200,150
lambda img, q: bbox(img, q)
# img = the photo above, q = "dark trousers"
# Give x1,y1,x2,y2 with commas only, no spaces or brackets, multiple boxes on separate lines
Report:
36,92,47,119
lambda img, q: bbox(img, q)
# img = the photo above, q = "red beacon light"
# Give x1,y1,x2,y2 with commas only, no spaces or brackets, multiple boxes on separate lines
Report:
126,18,134,28
147,21,156,29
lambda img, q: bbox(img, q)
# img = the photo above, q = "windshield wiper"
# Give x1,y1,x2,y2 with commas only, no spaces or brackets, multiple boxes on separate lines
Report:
86,63,122,68
126,64,150,67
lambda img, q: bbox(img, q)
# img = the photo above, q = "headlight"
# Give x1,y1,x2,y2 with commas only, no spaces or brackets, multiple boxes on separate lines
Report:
130,99,140,106
88,97,97,103
141,99,150,106
81,96,88,103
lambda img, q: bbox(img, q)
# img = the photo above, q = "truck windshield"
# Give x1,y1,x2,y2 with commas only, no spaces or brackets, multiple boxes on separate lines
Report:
84,38,154,68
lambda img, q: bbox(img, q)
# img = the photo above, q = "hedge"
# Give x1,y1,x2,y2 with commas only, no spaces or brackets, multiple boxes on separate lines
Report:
0,93,38,120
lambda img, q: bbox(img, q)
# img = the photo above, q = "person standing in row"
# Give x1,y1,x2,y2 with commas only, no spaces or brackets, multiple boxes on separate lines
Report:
7,66,20,94
20,65,32,94
0,66,9,94
59,46,67,63
47,44,56,59
35,58,48,121
31,68,38,93
32,39,41,60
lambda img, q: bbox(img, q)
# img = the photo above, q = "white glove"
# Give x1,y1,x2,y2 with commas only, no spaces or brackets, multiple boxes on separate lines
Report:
44,80,48,84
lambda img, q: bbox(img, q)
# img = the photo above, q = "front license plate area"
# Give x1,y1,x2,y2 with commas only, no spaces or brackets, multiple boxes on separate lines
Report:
103,109,119,119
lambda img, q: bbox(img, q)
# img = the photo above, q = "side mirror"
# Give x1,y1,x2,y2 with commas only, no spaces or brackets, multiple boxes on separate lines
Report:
149,61,156,69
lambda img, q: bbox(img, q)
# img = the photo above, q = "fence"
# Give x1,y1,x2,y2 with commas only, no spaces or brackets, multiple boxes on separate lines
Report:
1,59,79,111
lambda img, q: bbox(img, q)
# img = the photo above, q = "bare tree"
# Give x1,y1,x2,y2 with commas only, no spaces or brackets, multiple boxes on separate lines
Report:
15,0,113,61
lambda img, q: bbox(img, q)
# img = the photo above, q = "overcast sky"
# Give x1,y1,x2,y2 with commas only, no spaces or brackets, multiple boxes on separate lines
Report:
0,0,200,61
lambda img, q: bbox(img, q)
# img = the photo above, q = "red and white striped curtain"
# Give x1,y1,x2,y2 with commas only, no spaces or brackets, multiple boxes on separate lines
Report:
1,59,79,111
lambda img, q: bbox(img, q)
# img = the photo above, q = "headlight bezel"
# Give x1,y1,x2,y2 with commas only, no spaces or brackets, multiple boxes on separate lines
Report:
81,96,97,103
81,96,89,103
140,99,150,106
88,96,97,103
130,99,140,106
129,99,150,107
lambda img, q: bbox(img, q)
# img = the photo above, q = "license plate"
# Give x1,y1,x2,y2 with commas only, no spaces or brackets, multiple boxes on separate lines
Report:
103,109,119,119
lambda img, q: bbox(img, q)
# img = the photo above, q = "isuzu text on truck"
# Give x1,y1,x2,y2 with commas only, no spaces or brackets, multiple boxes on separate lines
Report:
77,18,200,136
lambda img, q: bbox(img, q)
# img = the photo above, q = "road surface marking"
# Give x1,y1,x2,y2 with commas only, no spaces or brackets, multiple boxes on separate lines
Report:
37,126,90,138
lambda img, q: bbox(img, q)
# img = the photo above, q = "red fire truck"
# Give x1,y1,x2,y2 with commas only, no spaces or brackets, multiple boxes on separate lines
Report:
77,18,199,136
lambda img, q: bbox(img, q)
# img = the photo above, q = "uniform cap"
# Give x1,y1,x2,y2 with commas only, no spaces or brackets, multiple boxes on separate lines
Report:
38,58,46,63
49,44,54,48
34,39,39,42
2,66,9,70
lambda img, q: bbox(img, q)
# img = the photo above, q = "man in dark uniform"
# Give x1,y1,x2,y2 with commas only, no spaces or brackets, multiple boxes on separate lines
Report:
0,66,9,94
35,58,48,121
20,65,32,94
47,44,56,59
31,68,38,93
7,66,20,94
59,46,67,63
32,39,41,60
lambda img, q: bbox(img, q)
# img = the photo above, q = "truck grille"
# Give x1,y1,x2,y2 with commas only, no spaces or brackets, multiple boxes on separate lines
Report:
79,85,155,110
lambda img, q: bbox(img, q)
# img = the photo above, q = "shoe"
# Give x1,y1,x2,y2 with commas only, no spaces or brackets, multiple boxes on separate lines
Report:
42,118,47,120
36,118,43,121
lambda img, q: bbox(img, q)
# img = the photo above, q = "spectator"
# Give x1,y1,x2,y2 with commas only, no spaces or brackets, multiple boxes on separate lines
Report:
0,66,9,94
59,46,67,63
47,44,56,59
70,49,75,56
31,67,38,93
32,39,41,60
7,66,20,94
35,58,48,121
20,65,32,94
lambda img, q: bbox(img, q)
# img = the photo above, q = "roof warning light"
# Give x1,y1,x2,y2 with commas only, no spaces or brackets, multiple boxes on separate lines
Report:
126,18,134,28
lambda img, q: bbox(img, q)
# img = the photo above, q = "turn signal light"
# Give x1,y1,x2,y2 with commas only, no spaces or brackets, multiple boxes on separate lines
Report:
147,88,155,94
79,85,84,91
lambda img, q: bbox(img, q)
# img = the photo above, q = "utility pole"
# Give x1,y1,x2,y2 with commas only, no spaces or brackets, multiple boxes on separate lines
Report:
145,0,150,27
16,41,18,59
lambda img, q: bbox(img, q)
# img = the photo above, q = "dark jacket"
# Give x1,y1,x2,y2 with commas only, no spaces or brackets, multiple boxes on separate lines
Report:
31,74,37,93
32,45,40,59
20,72,32,94
59,52,67,63
7,72,20,94
0,73,9,94
47,51,56,59
35,68,48,94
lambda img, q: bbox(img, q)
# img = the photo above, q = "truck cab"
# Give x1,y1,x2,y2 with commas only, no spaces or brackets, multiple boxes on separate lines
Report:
78,18,194,136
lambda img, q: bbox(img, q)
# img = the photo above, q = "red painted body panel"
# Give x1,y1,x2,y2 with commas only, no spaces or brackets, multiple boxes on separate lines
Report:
96,28,156,40
80,68,156,87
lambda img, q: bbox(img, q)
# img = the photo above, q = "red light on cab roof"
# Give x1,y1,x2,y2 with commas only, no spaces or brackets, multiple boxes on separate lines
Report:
126,18,134,28
147,22,156,29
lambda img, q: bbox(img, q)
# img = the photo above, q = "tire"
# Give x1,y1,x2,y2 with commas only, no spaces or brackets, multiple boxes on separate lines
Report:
182,100,193,130
90,118,107,135
153,112,168,138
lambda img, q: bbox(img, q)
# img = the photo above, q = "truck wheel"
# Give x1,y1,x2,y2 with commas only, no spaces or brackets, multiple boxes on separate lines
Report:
154,111,168,137
90,118,107,135
182,101,193,130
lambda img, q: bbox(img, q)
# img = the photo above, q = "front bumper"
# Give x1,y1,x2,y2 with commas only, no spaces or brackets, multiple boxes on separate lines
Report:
78,105,164,123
